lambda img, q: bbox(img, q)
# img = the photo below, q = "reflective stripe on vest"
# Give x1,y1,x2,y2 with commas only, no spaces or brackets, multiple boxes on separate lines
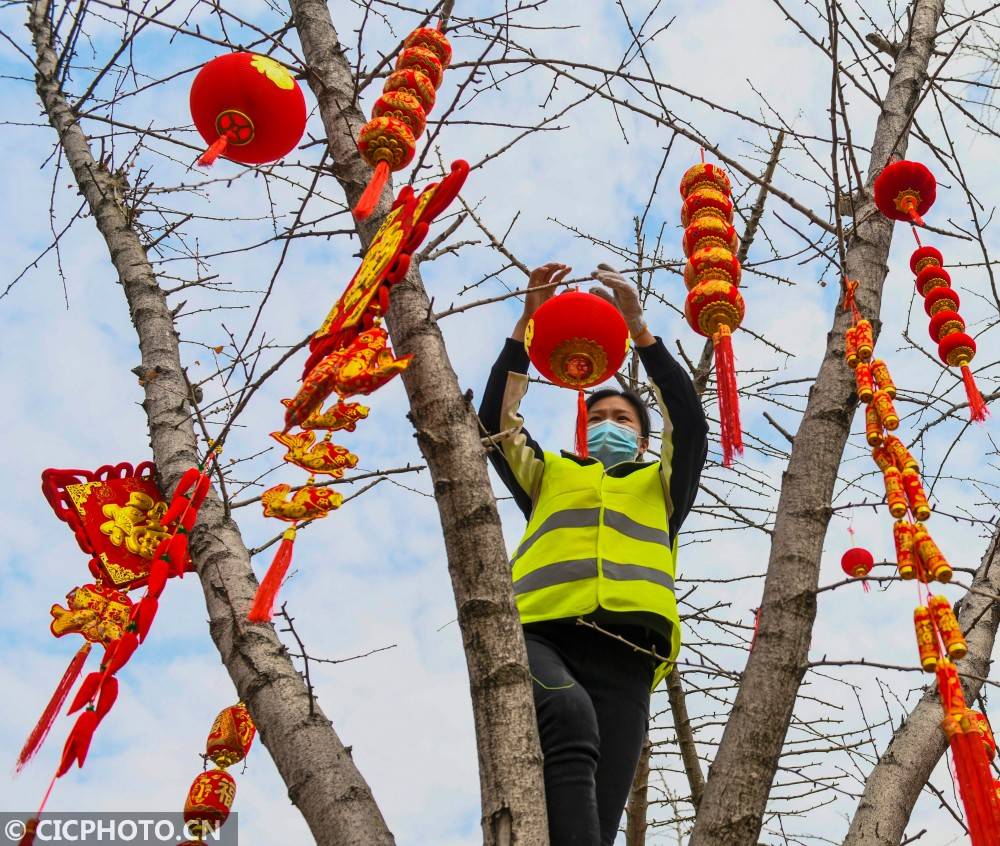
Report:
511,451,681,676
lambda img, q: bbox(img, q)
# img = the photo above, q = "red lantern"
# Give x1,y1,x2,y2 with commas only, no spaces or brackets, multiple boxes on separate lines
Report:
525,290,629,457
874,160,937,226
682,217,739,257
206,703,257,768
679,162,732,198
924,286,960,317
841,546,874,579
353,26,453,220
190,53,307,167
929,310,966,343
915,265,951,298
184,770,236,838
910,245,943,275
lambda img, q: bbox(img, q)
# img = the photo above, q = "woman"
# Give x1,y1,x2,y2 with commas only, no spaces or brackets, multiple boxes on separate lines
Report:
478,262,708,845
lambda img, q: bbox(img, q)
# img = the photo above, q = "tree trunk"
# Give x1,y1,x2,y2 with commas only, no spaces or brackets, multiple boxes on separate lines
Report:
688,2,945,843
625,735,652,845
843,529,1000,845
286,2,550,843
28,3,395,844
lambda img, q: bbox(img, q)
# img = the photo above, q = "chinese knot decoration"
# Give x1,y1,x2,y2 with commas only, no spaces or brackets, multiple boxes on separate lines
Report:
524,290,629,457
16,463,214,845
190,52,307,167
874,160,987,422
353,25,452,219
247,160,470,623
840,285,1000,841
679,161,745,466
179,702,257,845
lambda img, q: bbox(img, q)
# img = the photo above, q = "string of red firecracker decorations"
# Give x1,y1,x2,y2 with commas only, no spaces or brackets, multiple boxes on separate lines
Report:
679,158,745,466
353,25,453,219
836,159,999,844
17,458,216,846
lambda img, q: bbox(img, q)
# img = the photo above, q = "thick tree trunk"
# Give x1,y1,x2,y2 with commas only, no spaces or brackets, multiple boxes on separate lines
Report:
286,2,549,843
28,3,395,844
688,2,945,843
843,530,1000,845
625,735,652,845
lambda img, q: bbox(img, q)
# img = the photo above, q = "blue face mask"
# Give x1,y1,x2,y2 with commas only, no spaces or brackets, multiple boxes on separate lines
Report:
587,421,640,468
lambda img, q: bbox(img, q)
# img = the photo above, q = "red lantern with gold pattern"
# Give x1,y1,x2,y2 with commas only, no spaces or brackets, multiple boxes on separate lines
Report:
924,286,960,317
874,160,936,226
372,90,427,138
206,703,257,768
184,770,236,838
910,245,943,275
525,290,629,457
929,310,965,343
683,217,739,257
681,188,734,227
190,53,307,167
684,247,742,290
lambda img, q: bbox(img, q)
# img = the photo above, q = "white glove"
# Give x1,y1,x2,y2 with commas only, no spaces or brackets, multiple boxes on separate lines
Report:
590,263,647,336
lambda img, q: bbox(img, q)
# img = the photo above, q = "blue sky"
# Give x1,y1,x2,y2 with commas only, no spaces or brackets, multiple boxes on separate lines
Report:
1,1,998,844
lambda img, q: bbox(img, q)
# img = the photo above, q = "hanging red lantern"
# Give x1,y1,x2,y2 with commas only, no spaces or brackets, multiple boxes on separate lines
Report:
841,546,874,579
525,290,629,457
353,25,453,220
910,245,943,275
190,53,307,167
874,160,936,226
924,286,960,317
184,770,236,838
679,160,746,467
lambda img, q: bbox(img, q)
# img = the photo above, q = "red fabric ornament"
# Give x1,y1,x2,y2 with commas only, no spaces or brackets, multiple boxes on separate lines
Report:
190,53,306,166
915,265,951,298
184,770,237,838
405,27,453,66
524,290,629,458
874,160,936,226
841,547,874,578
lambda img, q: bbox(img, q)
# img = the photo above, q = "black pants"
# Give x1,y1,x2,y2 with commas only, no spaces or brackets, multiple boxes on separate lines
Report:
524,622,654,846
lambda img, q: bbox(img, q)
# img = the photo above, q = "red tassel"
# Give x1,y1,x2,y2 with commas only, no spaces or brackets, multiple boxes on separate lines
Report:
197,136,228,167
18,818,37,846
15,642,91,773
962,364,989,423
134,595,158,644
950,728,1000,845
353,160,390,220
713,326,744,467
575,389,589,459
248,528,297,623
67,670,102,715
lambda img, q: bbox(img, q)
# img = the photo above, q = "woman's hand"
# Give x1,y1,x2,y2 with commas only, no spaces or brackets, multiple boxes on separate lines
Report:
590,263,651,343
513,262,571,341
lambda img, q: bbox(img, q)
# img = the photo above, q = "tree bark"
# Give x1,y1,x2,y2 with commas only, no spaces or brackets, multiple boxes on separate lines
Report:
28,3,395,844
843,529,1000,845
666,667,705,809
286,2,550,843
688,2,945,843
625,735,652,846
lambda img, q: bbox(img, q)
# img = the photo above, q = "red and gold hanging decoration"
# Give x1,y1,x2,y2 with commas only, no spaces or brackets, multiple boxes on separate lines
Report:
248,160,470,622
679,161,745,466
353,25,453,219
841,267,999,840
875,160,987,421
524,289,630,457
178,702,256,845
16,462,214,845
190,52,307,167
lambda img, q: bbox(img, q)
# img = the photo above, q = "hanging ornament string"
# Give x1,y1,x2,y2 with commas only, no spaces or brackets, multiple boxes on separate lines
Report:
679,160,746,466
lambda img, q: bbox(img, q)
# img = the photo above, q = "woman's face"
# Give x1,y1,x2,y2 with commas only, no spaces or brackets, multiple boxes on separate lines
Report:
587,396,648,453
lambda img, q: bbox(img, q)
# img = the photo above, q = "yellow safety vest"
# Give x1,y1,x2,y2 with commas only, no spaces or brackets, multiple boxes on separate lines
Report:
511,451,680,689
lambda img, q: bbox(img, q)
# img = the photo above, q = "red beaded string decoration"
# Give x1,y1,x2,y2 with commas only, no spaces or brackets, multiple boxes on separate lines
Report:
874,160,988,422
353,26,452,219
679,161,745,466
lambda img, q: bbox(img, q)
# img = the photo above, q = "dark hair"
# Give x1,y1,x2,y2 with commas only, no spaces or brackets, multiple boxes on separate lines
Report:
585,389,651,438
